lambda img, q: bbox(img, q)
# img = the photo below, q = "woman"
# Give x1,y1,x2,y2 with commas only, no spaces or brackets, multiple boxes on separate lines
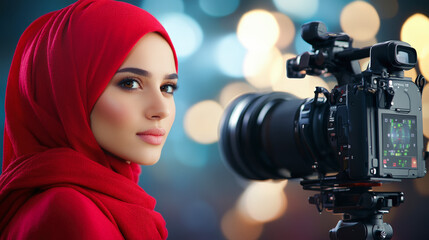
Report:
0,0,177,239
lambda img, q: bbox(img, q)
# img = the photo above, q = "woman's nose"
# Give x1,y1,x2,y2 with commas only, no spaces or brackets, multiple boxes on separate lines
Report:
145,91,170,120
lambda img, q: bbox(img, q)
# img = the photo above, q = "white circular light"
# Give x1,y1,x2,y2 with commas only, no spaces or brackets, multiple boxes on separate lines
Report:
219,82,255,107
184,100,223,144
160,13,204,59
237,10,280,51
340,1,380,41
238,180,288,223
243,47,283,89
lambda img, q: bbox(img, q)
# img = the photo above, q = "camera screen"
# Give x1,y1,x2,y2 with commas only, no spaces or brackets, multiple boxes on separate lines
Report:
382,114,418,169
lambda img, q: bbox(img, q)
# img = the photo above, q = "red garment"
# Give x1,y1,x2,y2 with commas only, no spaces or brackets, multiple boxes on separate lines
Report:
0,0,177,239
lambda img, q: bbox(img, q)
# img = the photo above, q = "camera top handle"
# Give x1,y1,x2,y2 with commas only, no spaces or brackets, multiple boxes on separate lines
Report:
286,22,419,88
287,21,364,86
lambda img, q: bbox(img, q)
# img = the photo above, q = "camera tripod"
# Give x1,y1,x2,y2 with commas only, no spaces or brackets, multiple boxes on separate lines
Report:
301,177,404,240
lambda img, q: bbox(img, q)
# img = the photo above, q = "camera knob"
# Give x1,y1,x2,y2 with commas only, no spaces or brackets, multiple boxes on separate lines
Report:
376,230,387,239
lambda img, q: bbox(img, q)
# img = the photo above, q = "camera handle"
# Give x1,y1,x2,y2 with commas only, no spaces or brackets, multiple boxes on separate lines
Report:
415,74,426,94
302,179,403,240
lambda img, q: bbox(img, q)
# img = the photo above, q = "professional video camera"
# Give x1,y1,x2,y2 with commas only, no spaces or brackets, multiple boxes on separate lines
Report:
219,22,427,239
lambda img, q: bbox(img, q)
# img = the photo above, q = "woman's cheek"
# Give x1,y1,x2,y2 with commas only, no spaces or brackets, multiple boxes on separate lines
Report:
94,91,132,127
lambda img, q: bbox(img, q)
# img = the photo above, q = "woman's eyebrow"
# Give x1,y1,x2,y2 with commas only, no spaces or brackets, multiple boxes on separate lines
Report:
116,67,177,80
165,73,178,80
116,67,150,77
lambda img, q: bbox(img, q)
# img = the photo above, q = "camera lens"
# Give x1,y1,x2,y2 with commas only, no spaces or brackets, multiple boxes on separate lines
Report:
219,92,337,180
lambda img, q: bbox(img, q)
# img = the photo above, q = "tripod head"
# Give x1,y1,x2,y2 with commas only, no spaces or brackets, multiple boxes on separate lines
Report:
301,177,404,240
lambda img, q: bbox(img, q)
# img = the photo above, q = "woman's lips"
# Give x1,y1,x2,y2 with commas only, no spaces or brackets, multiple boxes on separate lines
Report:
136,128,166,145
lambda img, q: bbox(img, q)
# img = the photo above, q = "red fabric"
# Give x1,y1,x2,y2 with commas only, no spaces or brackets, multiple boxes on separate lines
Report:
4,186,124,239
0,0,177,239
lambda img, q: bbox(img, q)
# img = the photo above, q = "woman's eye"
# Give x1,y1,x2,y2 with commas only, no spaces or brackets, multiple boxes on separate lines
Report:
119,78,140,90
161,84,178,95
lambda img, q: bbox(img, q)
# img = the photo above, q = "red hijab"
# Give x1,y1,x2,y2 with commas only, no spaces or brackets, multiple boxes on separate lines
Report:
0,0,177,238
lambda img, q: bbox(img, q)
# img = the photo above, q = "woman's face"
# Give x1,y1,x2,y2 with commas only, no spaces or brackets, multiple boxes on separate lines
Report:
90,33,177,165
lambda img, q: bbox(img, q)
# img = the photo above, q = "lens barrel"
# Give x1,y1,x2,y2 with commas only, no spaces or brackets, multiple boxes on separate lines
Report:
219,92,321,180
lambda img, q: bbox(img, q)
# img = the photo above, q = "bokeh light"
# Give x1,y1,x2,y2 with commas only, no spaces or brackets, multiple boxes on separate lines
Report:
401,13,429,79
219,82,256,108
141,0,184,17
237,10,280,51
401,13,429,62
199,0,240,17
160,13,203,59
272,12,296,50
184,100,223,144
404,68,418,81
418,52,429,79
221,209,264,240
270,53,295,87
340,1,380,41
237,180,288,223
273,0,319,21
216,33,247,78
352,37,378,49
243,47,283,89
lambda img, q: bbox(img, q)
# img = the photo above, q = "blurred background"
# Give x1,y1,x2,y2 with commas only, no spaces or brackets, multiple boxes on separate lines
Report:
2,0,429,239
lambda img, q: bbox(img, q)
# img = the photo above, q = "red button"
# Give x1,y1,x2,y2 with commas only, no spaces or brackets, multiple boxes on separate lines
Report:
412,157,417,168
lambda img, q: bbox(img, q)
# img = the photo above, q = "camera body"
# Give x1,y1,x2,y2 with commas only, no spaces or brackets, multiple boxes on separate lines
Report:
288,22,426,180
324,66,424,179
219,21,426,182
